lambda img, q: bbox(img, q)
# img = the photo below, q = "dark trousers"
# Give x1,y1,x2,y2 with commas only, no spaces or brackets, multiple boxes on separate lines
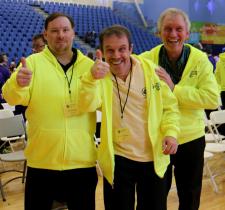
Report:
221,91,225,109
25,166,97,210
104,155,167,210
166,136,205,210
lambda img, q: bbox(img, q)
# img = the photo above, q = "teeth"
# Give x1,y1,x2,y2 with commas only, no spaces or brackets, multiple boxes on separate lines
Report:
112,61,121,65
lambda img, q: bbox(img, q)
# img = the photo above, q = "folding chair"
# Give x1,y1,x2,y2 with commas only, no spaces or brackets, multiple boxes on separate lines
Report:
205,110,225,151
0,114,27,201
0,109,25,152
1,103,15,112
204,112,225,143
204,110,225,193
203,151,218,193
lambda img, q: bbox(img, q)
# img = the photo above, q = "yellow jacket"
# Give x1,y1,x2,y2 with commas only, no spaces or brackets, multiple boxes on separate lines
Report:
2,47,97,170
140,44,219,144
79,55,180,184
215,52,225,92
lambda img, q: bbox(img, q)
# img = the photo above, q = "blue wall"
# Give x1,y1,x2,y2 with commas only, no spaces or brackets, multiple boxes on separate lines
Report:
140,0,225,24
189,0,225,24
140,0,189,23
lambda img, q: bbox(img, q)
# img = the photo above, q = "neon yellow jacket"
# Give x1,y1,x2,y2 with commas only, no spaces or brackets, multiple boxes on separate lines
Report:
2,47,97,170
79,55,180,184
140,44,219,144
215,52,225,92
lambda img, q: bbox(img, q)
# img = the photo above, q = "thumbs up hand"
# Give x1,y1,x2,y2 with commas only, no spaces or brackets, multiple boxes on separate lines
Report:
16,57,33,87
91,49,110,80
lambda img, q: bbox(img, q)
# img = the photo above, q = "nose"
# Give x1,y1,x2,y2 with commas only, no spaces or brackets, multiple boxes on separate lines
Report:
112,50,120,58
169,29,177,37
58,30,64,38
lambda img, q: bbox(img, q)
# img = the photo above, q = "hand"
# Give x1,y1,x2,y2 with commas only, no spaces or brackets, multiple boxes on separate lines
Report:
162,136,178,155
156,66,174,91
16,57,32,87
91,49,110,79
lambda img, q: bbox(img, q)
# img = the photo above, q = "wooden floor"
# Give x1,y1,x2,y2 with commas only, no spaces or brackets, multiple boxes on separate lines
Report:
1,153,225,210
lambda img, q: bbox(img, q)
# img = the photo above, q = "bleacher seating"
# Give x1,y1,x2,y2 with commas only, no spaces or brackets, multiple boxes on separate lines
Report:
0,0,44,63
113,1,144,27
40,1,161,54
0,0,161,63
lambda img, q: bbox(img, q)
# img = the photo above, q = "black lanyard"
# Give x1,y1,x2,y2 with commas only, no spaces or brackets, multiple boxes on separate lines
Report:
65,64,74,96
113,69,132,119
56,49,77,97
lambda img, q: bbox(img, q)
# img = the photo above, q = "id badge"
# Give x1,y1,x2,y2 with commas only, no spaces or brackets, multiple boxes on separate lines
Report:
115,127,131,142
64,103,77,117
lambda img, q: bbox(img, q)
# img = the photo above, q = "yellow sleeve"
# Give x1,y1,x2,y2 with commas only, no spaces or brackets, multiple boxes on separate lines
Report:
2,60,33,106
174,59,219,110
161,80,180,139
78,70,102,112
215,60,222,92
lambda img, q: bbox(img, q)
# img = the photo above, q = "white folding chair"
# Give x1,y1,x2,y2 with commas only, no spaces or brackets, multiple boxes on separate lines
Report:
204,110,225,193
203,151,218,193
0,114,27,201
204,112,225,143
0,109,25,152
205,110,225,153
209,110,225,138
1,103,15,112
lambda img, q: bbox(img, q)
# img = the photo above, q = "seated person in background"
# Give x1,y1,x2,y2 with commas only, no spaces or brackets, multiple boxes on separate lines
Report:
0,52,11,107
0,53,11,152
84,31,97,47
32,33,46,54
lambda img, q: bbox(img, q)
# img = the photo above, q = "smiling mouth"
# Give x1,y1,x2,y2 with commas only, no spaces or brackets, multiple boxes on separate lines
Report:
56,41,65,44
111,60,122,65
168,40,179,44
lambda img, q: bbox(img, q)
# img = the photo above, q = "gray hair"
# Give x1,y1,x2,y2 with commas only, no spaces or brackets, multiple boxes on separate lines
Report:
157,8,191,33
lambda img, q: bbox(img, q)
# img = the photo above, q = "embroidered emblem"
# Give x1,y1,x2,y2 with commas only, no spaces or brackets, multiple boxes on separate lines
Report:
152,82,161,91
142,87,147,97
189,70,197,78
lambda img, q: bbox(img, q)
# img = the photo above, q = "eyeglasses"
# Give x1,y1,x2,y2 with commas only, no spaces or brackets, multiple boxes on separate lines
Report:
32,45,45,50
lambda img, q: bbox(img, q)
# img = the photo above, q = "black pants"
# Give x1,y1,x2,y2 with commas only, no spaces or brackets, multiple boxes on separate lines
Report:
104,155,167,210
25,166,97,210
221,91,225,109
166,136,205,210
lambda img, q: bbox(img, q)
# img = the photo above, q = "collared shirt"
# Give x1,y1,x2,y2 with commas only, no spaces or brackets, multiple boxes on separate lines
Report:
159,45,190,84
111,56,153,162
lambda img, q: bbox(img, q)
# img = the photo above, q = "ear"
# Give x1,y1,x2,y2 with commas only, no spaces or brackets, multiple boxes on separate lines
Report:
185,31,190,41
129,43,133,53
71,30,75,42
43,30,47,40
156,31,161,38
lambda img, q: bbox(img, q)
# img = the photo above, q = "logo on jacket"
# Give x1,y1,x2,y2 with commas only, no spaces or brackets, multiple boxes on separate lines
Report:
142,87,147,97
152,82,161,91
189,70,197,78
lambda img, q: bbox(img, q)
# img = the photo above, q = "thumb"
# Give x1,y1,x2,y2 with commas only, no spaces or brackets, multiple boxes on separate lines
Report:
21,57,27,68
95,49,103,61
162,140,166,152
